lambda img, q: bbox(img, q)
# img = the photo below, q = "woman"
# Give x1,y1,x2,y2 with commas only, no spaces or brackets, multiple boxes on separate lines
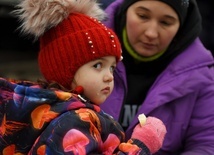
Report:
101,0,214,154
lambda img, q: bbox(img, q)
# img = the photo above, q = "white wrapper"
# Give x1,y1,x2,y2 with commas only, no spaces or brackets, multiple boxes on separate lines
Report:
138,113,147,126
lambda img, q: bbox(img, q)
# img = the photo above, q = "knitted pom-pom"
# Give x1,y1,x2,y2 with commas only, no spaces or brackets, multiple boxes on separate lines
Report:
14,0,106,39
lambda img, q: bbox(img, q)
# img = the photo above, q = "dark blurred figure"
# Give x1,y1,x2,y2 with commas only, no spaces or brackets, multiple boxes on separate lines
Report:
0,6,39,52
98,0,115,9
197,0,214,56
0,1,40,80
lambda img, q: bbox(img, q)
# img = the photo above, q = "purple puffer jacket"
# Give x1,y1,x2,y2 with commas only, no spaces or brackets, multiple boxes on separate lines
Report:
101,0,214,154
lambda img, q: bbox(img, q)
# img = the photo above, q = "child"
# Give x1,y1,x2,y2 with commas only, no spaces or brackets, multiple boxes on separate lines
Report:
0,0,166,154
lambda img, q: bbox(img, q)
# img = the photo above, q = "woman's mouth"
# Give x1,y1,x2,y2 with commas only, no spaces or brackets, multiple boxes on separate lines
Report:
142,42,156,49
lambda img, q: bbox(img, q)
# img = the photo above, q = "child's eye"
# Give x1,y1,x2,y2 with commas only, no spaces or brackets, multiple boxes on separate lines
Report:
110,66,116,73
93,63,102,69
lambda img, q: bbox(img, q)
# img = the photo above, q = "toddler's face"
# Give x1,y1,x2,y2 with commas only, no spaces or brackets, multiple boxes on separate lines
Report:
72,56,116,105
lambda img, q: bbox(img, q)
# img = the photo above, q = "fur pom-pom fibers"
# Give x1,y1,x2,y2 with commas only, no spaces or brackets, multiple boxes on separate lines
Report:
14,0,106,39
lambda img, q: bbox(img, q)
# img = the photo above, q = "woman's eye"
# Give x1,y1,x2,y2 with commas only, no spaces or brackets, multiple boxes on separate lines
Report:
93,63,102,69
161,21,171,26
138,14,148,20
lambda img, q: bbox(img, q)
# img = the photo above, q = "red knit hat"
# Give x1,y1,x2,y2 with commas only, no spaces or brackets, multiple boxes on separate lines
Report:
16,0,122,89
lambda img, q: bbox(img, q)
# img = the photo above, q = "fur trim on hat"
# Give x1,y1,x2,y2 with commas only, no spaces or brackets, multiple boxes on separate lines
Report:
14,0,106,39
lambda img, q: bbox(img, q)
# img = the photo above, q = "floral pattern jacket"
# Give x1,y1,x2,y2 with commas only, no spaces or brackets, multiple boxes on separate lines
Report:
0,78,150,155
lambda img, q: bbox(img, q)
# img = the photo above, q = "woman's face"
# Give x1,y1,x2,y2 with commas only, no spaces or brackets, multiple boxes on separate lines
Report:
126,0,180,57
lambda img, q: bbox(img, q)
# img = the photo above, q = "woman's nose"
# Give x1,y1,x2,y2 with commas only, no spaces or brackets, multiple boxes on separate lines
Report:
144,21,158,39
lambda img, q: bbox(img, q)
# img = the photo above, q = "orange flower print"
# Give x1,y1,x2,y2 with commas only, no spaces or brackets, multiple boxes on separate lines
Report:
119,140,141,155
63,129,89,154
3,144,15,155
75,108,101,141
37,145,46,155
3,144,25,155
0,114,28,136
54,91,72,101
31,104,58,129
100,134,120,154
0,114,7,135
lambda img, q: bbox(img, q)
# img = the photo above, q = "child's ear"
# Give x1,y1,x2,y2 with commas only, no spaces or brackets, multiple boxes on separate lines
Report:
71,78,77,90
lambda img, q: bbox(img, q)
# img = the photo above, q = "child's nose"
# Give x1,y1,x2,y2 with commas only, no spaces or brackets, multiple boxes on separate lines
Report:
103,71,113,82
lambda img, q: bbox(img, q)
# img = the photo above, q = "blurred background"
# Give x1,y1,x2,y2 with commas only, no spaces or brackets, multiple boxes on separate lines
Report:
0,0,213,82
0,0,41,81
